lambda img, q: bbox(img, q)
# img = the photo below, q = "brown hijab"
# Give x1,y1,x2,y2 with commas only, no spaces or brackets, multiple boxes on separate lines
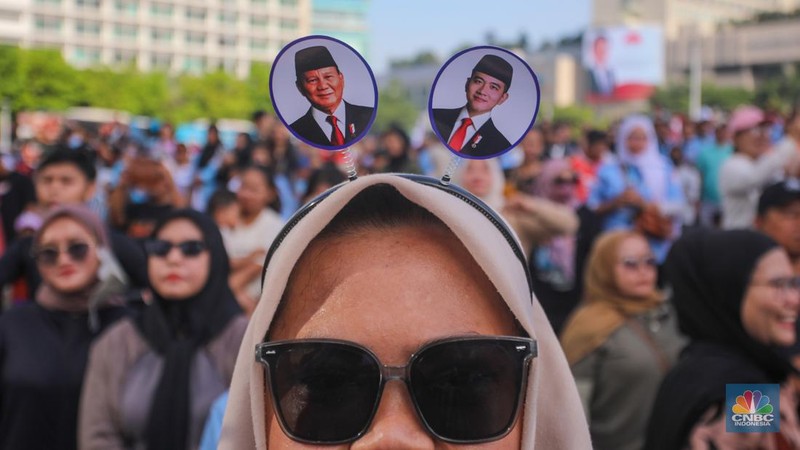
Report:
560,230,664,365
219,174,592,449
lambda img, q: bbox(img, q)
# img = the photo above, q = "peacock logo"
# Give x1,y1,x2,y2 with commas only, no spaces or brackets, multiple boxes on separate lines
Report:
731,390,773,415
727,385,779,432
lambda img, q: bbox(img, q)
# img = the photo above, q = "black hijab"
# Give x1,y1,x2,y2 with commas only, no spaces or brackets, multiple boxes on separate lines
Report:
197,126,221,169
645,228,795,450
135,209,241,450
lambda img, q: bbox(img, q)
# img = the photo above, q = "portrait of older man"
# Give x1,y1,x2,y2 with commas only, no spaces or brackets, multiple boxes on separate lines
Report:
432,54,514,157
289,45,374,147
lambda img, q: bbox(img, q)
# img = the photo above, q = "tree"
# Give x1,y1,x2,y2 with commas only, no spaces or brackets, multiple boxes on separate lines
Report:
372,81,418,133
754,75,800,111
247,62,274,114
0,46,23,107
15,48,82,111
651,84,754,113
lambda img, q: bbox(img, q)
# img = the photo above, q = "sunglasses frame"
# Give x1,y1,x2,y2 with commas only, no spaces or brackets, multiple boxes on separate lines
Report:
619,255,658,270
256,336,537,445
144,239,207,258
32,241,92,266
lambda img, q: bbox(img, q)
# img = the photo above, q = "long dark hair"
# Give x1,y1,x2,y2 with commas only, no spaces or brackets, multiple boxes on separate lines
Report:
242,165,282,214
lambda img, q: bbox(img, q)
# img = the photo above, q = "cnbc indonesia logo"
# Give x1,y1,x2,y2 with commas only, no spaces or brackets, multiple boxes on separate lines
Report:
726,385,779,433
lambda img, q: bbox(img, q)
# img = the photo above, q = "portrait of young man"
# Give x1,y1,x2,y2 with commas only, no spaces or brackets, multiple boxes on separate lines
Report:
289,45,375,148
432,54,514,158
588,34,615,96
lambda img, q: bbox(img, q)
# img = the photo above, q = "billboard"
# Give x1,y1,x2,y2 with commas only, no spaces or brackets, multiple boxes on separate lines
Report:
582,25,664,103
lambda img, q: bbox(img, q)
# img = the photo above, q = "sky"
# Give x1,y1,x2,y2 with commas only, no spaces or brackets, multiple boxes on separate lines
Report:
366,0,593,75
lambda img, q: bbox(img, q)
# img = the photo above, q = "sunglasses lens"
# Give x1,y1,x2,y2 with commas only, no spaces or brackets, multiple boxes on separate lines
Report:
36,248,59,266
145,240,172,257
67,243,90,262
409,339,526,442
270,342,381,443
178,240,206,257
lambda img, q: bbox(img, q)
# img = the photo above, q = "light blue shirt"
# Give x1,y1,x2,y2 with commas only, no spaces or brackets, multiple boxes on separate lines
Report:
199,391,228,450
588,157,685,262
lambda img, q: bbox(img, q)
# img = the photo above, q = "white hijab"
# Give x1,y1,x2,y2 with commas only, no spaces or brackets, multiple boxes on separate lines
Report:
617,114,669,202
452,158,507,211
218,174,591,449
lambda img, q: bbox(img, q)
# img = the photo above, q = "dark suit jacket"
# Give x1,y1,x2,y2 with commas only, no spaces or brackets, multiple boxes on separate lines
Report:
590,67,615,96
289,101,374,148
432,107,512,158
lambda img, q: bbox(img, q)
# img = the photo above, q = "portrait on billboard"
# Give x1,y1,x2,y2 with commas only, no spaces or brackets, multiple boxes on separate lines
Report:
582,26,665,103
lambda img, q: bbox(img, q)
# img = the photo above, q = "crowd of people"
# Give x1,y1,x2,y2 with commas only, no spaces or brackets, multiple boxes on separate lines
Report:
1,103,800,449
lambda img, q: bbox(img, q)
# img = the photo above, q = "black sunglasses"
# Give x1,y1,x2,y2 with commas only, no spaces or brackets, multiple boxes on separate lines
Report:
554,174,579,185
33,242,91,266
619,255,658,270
144,239,206,258
256,336,537,444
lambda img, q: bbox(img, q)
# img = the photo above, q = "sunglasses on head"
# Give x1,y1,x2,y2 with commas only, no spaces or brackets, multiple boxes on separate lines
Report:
33,242,91,266
619,255,658,270
256,336,537,444
144,239,206,258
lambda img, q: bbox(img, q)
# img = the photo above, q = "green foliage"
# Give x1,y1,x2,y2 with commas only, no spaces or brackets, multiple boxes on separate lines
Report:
551,105,597,127
651,84,754,113
371,80,418,133
754,75,800,111
247,62,274,114
0,45,273,121
14,48,82,111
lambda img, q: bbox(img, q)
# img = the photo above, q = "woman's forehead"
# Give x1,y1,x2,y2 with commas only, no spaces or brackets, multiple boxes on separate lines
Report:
268,225,516,350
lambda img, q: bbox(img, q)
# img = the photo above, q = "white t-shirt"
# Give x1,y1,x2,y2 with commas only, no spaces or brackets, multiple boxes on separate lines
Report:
221,208,284,299
719,138,797,229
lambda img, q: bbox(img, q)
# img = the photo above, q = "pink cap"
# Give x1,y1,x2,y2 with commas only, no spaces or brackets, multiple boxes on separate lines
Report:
727,105,765,136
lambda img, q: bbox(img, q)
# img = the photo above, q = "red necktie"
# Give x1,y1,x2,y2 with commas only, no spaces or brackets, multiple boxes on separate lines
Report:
326,115,345,146
448,118,473,151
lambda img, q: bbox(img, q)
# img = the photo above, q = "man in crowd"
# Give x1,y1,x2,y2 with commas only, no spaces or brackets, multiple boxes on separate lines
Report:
0,155,36,247
695,125,733,227
290,45,374,148
755,180,800,274
571,129,610,204
719,106,799,229
432,54,514,157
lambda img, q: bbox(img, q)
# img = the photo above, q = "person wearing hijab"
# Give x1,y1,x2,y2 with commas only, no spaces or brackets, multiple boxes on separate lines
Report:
646,229,800,450
561,230,685,450
0,205,129,450
218,174,592,449
192,125,226,211
588,114,685,263
531,159,599,335
456,158,579,257
79,209,248,450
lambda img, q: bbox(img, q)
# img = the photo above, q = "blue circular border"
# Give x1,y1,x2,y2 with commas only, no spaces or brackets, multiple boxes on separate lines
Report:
427,46,542,160
269,35,379,151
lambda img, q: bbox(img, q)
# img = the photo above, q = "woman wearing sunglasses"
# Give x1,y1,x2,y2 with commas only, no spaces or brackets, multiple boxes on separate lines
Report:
219,175,591,448
79,209,247,450
0,205,129,450
646,229,800,449
530,158,600,335
561,230,685,450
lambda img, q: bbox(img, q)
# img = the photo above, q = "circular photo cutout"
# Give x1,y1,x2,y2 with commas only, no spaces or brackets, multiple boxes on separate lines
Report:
270,35,378,151
429,46,540,159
